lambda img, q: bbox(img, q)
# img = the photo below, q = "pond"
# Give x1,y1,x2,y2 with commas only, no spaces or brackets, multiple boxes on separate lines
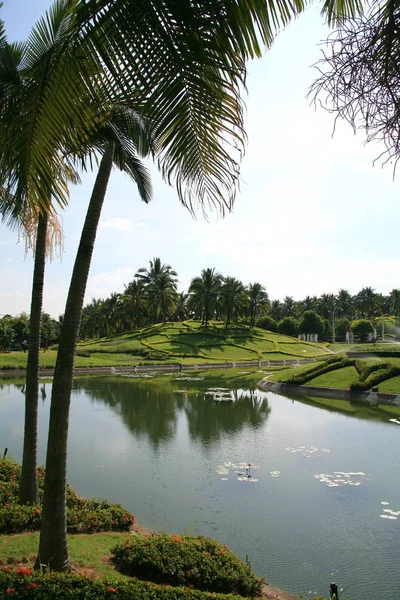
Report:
0,371,399,600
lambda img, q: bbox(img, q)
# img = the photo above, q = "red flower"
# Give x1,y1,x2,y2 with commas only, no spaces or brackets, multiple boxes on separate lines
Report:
27,583,37,590
172,535,182,543
16,567,32,576
107,587,116,592
189,584,194,589
6,589,15,594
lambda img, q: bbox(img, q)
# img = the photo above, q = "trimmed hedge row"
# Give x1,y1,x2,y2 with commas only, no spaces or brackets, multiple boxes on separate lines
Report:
286,357,353,385
0,459,134,535
111,535,263,597
0,567,244,600
350,365,400,391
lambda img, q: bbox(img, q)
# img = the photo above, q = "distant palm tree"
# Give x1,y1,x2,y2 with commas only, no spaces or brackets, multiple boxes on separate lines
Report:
270,299,283,322
336,289,353,319
173,292,188,322
221,277,246,326
122,279,148,329
135,258,178,323
356,287,376,318
188,268,223,327
300,295,318,312
281,296,296,318
318,293,336,320
389,289,400,317
248,283,269,328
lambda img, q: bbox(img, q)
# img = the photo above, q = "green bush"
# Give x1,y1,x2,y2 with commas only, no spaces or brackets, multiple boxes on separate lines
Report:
0,568,245,600
350,365,400,391
277,317,299,337
0,459,134,535
111,535,263,597
256,316,277,332
299,311,324,337
286,357,352,385
350,319,374,342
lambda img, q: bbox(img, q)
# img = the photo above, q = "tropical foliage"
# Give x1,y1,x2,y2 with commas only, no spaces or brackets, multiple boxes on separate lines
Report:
111,535,263,596
78,267,400,342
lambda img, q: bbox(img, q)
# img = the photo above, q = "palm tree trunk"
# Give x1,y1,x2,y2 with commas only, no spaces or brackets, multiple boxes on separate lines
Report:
36,142,115,571
19,212,48,505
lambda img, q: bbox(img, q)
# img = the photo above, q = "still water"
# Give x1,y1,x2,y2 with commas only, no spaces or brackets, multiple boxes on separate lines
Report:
0,372,399,600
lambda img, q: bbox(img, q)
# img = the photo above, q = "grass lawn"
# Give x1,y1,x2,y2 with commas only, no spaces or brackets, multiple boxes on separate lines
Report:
0,321,332,370
0,532,129,579
267,361,324,383
376,375,400,394
307,366,360,389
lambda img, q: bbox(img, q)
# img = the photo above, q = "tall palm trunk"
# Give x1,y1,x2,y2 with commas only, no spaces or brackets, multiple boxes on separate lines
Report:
19,212,48,505
36,142,115,571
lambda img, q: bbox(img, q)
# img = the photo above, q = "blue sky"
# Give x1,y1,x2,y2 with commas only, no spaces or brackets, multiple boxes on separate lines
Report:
1,0,399,318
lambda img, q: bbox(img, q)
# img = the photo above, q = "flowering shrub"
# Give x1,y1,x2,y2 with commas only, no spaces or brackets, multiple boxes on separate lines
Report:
0,459,134,535
0,568,244,600
111,535,263,597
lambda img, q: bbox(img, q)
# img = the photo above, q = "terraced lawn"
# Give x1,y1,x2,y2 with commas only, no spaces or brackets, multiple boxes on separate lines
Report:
307,366,360,389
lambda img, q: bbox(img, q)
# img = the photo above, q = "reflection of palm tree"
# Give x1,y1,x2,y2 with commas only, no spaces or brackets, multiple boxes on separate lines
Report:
73,378,179,449
184,391,270,445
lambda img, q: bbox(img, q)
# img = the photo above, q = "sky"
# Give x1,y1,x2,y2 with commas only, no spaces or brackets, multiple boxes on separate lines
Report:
1,1,400,318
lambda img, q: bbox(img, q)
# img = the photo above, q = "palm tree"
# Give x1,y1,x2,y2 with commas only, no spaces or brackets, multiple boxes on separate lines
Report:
248,283,269,328
173,292,188,322
122,279,148,329
390,289,400,317
269,299,283,322
356,287,376,318
11,0,363,572
135,258,178,323
281,296,296,318
0,8,82,505
188,268,223,327
37,105,154,571
221,276,246,326
318,293,336,320
300,295,318,313
336,289,353,319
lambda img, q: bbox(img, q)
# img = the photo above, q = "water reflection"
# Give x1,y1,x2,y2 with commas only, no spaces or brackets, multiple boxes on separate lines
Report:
73,377,270,448
184,389,270,444
279,392,400,424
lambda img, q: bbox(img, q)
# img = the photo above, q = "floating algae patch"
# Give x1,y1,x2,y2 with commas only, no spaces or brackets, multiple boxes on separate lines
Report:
204,387,233,401
314,471,367,488
379,502,400,520
389,418,400,425
216,461,260,483
270,471,281,477
286,445,330,458
175,376,205,381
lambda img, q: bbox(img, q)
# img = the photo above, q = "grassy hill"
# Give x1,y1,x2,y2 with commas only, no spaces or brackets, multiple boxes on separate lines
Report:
0,321,332,370
77,321,332,364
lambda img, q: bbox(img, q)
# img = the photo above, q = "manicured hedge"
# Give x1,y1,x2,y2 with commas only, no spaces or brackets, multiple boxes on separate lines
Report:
350,365,400,391
111,535,263,597
0,567,244,600
0,459,134,535
286,357,354,385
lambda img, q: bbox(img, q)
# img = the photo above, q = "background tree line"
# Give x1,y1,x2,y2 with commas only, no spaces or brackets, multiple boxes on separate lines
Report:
0,312,60,352
75,257,400,342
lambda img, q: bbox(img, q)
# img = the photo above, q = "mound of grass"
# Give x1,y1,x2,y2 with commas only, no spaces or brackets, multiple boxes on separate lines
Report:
0,459,134,535
111,535,263,597
307,366,360,389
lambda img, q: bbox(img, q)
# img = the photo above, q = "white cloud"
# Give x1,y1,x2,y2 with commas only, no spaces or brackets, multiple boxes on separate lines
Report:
100,218,133,232
85,268,135,300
